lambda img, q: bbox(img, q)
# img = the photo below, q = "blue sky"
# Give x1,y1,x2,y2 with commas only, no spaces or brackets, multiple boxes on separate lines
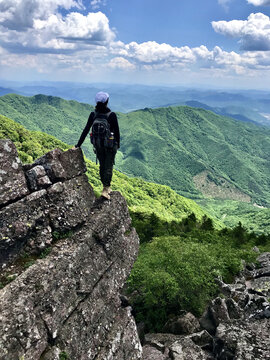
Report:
1,0,270,88
106,0,251,48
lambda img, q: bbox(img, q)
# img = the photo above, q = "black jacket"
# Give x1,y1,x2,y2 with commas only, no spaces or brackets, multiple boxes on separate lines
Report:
76,108,120,148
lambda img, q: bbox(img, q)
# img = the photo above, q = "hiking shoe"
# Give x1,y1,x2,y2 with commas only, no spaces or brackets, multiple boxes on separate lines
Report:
101,186,111,200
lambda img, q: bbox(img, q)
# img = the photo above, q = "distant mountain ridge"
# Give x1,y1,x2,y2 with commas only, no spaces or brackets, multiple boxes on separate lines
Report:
0,87,16,96
0,93,269,208
1,81,270,126
184,101,263,126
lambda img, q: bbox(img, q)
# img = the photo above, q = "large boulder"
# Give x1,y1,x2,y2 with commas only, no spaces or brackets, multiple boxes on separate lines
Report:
143,332,214,360
215,319,270,359
0,147,95,268
162,312,200,335
0,143,142,360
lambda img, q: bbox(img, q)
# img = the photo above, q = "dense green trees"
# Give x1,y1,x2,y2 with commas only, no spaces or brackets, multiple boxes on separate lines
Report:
127,214,269,332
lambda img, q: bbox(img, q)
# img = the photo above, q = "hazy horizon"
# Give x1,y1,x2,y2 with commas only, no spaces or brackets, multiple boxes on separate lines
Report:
2,79,270,93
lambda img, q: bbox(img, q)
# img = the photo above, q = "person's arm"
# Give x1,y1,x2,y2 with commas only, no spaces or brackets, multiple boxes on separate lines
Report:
109,112,120,148
75,112,95,148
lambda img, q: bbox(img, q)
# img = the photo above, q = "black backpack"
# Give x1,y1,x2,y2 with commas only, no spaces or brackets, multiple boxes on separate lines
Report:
90,111,114,149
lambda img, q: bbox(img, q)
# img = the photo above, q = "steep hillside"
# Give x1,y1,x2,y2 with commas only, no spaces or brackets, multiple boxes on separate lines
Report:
0,114,209,224
119,106,270,205
0,93,93,148
0,94,269,207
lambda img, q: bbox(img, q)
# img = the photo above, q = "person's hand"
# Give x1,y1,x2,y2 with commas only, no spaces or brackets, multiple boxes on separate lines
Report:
71,146,77,150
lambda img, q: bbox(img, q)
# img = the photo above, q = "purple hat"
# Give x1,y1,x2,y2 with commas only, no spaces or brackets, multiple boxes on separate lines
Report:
95,91,109,103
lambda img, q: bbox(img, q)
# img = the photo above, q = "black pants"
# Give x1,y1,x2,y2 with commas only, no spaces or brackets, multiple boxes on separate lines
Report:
96,145,117,187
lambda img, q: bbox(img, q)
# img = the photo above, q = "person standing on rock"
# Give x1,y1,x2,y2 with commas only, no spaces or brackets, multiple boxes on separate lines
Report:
75,92,120,200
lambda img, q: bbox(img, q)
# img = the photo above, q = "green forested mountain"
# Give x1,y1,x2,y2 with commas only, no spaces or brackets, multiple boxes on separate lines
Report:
119,106,270,206
0,93,93,147
0,93,269,207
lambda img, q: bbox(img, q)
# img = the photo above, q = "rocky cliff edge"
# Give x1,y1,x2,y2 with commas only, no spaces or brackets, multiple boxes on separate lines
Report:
0,139,142,360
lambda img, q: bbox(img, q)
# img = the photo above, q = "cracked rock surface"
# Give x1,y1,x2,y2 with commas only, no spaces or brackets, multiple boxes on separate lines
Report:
0,141,142,360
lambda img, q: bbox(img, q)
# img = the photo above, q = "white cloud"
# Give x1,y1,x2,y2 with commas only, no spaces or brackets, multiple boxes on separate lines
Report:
117,41,196,64
110,40,266,75
212,12,270,50
218,0,233,11
0,10,115,53
108,57,136,70
0,0,82,30
2,39,270,84
247,0,270,5
91,0,106,10
34,12,115,43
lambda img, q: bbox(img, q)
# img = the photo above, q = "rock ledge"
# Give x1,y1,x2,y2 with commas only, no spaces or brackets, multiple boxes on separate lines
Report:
0,140,142,360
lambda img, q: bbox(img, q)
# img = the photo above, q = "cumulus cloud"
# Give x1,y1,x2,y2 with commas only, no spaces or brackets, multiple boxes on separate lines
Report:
212,12,270,50
0,0,82,30
247,0,270,5
2,36,270,80
117,41,196,64
0,8,115,53
34,12,115,44
109,40,268,76
108,57,136,70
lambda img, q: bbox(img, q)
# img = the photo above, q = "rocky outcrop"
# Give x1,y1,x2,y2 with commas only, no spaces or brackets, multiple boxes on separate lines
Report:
0,140,142,360
142,252,270,360
0,140,29,207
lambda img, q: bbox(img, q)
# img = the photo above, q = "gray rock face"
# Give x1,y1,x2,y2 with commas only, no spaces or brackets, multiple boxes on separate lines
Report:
215,319,270,360
0,142,142,360
0,139,29,207
143,333,214,360
204,253,270,360
143,345,168,360
0,146,95,268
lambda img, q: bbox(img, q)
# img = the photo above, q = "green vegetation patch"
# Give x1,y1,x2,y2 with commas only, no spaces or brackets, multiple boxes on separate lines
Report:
59,351,69,360
198,198,270,234
127,218,269,332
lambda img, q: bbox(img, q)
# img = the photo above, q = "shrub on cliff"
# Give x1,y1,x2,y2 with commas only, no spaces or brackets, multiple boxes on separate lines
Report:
128,227,258,332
